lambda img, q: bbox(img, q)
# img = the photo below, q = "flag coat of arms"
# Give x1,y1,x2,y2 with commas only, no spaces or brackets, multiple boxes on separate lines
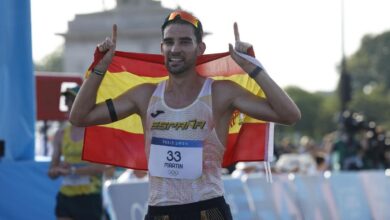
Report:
82,50,274,170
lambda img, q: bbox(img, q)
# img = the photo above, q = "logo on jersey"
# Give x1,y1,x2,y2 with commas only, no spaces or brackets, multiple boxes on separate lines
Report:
230,110,244,127
151,119,206,130
151,110,165,118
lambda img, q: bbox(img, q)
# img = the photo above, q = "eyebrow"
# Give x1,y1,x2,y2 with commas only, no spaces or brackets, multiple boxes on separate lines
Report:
179,37,193,41
163,36,193,42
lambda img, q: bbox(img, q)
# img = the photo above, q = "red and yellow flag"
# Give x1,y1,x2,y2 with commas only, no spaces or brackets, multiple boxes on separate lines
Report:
82,50,274,170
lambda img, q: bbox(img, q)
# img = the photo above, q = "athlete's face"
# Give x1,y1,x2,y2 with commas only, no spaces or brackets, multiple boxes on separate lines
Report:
161,23,205,75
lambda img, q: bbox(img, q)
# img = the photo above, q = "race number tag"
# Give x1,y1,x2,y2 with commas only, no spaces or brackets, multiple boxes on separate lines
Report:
62,175,90,186
62,164,90,186
149,137,203,179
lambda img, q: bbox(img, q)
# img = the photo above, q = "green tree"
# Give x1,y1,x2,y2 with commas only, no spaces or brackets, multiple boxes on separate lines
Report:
349,84,390,130
276,87,339,141
346,30,390,129
34,45,64,72
347,31,390,91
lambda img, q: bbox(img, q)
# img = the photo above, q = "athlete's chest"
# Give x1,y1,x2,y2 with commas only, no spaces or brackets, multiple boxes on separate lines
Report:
148,101,212,132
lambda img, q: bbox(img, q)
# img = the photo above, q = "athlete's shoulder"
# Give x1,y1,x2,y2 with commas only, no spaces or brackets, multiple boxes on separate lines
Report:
121,83,158,114
128,83,157,95
212,79,241,93
138,82,158,90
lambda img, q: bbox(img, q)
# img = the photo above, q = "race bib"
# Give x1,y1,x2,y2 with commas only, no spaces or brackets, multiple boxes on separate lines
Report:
62,164,91,186
149,137,203,179
62,174,90,186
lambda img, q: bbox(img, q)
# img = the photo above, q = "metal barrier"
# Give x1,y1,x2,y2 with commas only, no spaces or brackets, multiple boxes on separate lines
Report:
105,171,390,220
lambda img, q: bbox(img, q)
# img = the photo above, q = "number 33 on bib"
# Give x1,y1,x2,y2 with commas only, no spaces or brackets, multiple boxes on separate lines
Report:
149,137,203,179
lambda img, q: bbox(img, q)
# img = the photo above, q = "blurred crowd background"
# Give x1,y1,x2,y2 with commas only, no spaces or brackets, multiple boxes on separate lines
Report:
32,0,390,178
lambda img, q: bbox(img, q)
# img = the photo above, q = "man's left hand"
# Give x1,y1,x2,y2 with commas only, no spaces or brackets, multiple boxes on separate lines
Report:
229,22,257,74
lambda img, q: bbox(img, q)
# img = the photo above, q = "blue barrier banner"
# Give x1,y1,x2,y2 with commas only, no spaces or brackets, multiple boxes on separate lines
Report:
244,175,280,220
224,178,258,219
360,171,390,220
330,172,371,220
106,181,149,220
103,172,390,220
294,175,334,220
3,167,386,220
0,161,61,220
270,175,304,219
0,0,35,160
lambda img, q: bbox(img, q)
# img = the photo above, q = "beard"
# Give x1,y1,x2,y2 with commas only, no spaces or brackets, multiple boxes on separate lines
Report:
165,54,197,75
167,63,191,75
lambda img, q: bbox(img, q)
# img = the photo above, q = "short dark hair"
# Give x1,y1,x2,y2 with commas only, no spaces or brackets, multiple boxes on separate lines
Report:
161,11,203,43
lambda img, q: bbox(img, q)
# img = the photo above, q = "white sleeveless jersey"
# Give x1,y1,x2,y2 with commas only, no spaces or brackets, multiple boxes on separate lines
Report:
145,78,225,206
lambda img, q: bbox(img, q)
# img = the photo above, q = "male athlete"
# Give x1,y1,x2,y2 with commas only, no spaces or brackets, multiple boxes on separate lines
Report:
70,10,300,220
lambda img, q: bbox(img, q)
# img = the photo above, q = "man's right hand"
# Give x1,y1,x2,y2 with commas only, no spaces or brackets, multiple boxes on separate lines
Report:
95,24,117,72
48,167,60,179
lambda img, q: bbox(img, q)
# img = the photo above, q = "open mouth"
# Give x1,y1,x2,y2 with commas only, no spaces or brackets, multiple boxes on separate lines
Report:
169,57,184,66
169,57,184,62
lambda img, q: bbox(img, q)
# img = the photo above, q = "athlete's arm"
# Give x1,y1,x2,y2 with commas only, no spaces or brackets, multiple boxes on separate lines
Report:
61,163,108,176
227,23,301,125
70,25,153,127
48,129,63,179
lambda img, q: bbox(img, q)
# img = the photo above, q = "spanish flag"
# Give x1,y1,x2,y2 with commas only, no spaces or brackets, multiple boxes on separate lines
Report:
82,49,274,170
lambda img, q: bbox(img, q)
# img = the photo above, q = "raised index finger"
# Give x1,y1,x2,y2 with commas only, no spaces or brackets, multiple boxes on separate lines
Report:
234,22,240,42
112,24,117,44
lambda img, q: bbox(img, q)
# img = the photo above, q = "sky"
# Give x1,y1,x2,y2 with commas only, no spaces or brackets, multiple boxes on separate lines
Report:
30,0,390,92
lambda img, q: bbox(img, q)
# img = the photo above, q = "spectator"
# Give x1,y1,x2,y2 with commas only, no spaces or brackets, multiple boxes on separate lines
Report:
48,86,107,220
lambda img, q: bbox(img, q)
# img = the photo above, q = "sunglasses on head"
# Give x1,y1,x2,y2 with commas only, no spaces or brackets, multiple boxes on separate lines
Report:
167,11,199,28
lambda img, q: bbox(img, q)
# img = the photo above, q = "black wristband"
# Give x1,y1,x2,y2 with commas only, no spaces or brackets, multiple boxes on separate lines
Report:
92,68,105,76
105,99,118,122
249,66,262,78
